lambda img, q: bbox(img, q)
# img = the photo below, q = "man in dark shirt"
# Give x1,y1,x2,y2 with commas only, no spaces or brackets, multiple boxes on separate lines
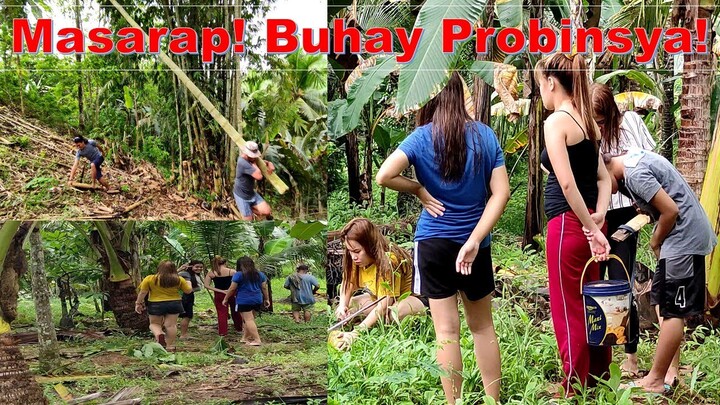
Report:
67,136,113,191
234,141,274,221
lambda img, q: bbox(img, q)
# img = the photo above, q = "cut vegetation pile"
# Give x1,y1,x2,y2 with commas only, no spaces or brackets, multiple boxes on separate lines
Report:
0,106,241,220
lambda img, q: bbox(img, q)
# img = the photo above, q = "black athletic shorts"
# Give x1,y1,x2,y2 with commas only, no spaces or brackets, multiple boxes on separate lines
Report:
147,300,184,316
179,293,195,319
414,239,495,301
650,255,705,319
413,294,430,308
236,303,262,313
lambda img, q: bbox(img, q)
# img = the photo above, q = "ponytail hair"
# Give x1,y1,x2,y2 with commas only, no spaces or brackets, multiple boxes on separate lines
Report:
535,53,599,145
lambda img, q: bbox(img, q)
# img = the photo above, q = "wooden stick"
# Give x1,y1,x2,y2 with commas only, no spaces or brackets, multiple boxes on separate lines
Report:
611,214,651,242
122,197,151,214
328,296,387,332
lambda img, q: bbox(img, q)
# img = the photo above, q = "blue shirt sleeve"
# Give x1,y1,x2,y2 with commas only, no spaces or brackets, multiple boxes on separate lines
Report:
310,275,320,287
397,127,423,165
89,139,97,147
489,127,505,169
231,272,242,284
259,272,267,283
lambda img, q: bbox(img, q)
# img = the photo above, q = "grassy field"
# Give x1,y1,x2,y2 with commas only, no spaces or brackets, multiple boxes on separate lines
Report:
14,275,330,404
327,232,720,405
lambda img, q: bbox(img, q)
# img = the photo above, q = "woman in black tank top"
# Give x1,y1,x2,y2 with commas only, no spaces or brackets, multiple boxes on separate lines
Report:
204,256,243,336
535,53,613,398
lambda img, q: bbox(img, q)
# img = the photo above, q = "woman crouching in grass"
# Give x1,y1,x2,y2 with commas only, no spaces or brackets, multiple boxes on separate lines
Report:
333,218,429,349
376,71,510,404
135,260,193,351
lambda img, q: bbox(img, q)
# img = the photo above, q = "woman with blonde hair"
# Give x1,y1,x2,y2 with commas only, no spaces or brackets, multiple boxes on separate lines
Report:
334,218,428,348
535,53,612,397
135,261,192,351
204,256,243,336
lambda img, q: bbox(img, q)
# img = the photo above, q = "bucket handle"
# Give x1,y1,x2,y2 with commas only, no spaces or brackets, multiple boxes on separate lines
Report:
579,254,630,290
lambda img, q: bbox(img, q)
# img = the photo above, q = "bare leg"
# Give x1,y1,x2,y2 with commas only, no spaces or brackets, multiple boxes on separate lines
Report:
461,293,501,401
241,311,261,345
180,317,190,338
148,315,165,341
636,317,684,393
429,295,462,405
655,306,681,385
90,164,98,187
292,311,301,323
163,314,180,349
390,296,427,324
252,201,271,221
304,310,311,322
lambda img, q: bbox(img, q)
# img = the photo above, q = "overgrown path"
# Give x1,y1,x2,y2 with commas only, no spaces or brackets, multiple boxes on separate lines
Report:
15,310,328,404
0,106,237,220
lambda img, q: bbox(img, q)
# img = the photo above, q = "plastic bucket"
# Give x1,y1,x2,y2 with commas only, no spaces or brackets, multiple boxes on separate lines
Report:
581,254,632,346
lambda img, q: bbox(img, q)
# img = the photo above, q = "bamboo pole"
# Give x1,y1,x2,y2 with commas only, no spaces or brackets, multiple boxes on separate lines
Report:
108,0,288,194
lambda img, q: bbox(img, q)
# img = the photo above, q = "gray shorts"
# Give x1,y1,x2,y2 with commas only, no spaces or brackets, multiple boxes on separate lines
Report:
234,192,265,217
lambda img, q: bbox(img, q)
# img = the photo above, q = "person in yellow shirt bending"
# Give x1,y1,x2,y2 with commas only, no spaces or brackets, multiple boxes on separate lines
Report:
135,261,193,351
334,218,428,349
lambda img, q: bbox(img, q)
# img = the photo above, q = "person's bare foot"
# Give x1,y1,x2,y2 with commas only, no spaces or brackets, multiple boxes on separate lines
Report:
621,355,640,377
665,367,679,387
245,341,261,346
626,375,667,394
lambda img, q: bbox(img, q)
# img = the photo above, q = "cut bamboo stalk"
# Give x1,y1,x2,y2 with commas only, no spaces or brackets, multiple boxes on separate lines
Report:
107,0,288,195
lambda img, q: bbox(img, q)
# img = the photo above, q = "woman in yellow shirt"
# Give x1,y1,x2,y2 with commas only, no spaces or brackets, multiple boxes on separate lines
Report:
135,261,192,351
334,218,428,348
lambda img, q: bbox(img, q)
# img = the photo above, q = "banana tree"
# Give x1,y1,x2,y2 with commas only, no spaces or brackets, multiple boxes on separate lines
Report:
0,220,48,404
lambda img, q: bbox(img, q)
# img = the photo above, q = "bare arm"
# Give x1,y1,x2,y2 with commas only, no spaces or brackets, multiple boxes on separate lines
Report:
222,282,238,305
135,289,148,314
356,296,396,331
595,153,612,219
648,188,679,257
250,164,264,180
203,272,226,294
545,118,599,232
376,149,445,217
68,159,80,183
261,281,270,307
456,166,511,274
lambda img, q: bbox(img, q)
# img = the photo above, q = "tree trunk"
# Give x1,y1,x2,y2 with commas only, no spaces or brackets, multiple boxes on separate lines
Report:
29,226,60,374
0,222,47,405
75,0,84,132
661,55,676,161
346,132,362,205
364,131,373,205
89,221,148,331
523,3,546,251
15,55,24,116
676,0,716,196
473,0,495,125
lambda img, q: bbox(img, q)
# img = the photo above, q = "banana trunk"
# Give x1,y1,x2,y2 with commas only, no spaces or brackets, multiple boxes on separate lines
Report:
701,111,720,306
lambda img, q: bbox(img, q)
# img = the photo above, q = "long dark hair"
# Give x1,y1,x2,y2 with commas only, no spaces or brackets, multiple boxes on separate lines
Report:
534,54,599,145
416,71,479,183
237,256,261,284
185,260,203,288
591,83,623,153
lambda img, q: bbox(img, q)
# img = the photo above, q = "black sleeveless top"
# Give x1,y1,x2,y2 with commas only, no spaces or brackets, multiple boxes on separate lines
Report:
213,275,233,290
540,111,599,220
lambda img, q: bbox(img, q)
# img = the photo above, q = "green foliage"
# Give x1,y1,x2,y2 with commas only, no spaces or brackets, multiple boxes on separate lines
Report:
130,342,176,363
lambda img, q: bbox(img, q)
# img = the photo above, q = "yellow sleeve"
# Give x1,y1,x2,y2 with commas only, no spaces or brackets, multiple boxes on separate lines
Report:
139,276,151,292
179,277,192,294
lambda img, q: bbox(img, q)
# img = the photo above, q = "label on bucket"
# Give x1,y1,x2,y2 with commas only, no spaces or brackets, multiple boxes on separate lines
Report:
584,293,630,346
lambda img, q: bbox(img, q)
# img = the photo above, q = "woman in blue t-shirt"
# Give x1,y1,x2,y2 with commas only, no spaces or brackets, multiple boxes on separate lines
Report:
377,71,510,404
222,256,270,346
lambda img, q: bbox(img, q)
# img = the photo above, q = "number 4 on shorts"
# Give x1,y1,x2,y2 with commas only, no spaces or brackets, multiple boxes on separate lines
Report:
675,286,686,309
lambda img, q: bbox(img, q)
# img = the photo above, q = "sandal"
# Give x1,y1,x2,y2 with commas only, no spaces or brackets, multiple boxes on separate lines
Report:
621,381,674,396
157,334,167,348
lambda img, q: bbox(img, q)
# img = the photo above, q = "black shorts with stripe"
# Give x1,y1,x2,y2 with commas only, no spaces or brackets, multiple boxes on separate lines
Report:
413,238,495,301
650,254,705,319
